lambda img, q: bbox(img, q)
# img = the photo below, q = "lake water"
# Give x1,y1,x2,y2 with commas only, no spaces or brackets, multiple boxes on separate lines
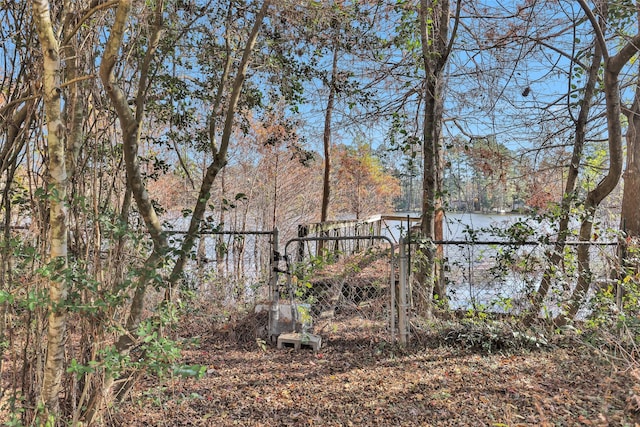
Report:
381,213,529,311
385,212,617,314
169,211,617,314
382,212,528,241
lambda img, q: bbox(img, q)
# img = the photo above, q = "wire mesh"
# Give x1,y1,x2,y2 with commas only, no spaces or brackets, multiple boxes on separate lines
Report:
169,231,274,306
408,240,620,317
283,237,396,340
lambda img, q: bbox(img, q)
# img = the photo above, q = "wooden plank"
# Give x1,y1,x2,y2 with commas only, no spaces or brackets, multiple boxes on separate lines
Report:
379,214,421,223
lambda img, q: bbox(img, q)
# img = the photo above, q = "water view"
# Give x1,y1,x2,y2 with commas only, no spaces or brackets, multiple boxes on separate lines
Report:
386,212,617,314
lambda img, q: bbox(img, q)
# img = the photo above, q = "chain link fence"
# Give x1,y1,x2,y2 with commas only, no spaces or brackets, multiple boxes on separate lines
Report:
170,230,275,307
277,236,401,342
170,220,623,343
407,239,621,318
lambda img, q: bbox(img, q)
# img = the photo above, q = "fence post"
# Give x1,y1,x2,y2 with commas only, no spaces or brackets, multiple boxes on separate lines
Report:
390,243,396,345
268,227,280,341
297,224,308,262
399,237,409,345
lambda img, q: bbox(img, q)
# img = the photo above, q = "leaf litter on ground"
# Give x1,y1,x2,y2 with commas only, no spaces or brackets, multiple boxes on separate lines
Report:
115,307,640,427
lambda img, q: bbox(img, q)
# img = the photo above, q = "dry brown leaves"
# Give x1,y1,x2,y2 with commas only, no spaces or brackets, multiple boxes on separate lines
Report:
114,313,640,427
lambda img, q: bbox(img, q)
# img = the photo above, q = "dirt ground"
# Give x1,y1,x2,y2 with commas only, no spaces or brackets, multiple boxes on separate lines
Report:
114,310,640,427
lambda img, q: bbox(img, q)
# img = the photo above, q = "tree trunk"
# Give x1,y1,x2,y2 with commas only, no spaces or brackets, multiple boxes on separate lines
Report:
62,2,85,180
168,0,271,288
621,62,640,239
99,0,167,330
620,83,640,280
559,1,640,323
418,72,446,312
32,0,69,419
321,44,338,223
87,1,168,422
416,0,458,315
526,36,602,322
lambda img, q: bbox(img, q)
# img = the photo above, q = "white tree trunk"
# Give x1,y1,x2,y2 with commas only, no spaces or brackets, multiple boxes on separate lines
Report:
32,0,68,418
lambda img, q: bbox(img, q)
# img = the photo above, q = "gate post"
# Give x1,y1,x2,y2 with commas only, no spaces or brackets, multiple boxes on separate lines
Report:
268,227,280,341
390,244,396,345
398,237,409,344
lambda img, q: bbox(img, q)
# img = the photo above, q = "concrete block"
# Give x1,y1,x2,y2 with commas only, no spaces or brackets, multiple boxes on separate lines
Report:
277,332,322,351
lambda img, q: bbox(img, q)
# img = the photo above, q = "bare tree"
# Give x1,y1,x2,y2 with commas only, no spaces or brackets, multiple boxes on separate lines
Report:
559,0,640,323
527,14,604,322
620,7,640,271
414,0,461,316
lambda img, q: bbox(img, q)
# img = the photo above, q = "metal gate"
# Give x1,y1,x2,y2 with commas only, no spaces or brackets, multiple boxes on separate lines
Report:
265,235,410,344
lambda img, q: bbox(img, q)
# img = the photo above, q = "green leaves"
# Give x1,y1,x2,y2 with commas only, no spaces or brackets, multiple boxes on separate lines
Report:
67,358,98,379
0,290,13,305
171,363,206,379
220,192,248,211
